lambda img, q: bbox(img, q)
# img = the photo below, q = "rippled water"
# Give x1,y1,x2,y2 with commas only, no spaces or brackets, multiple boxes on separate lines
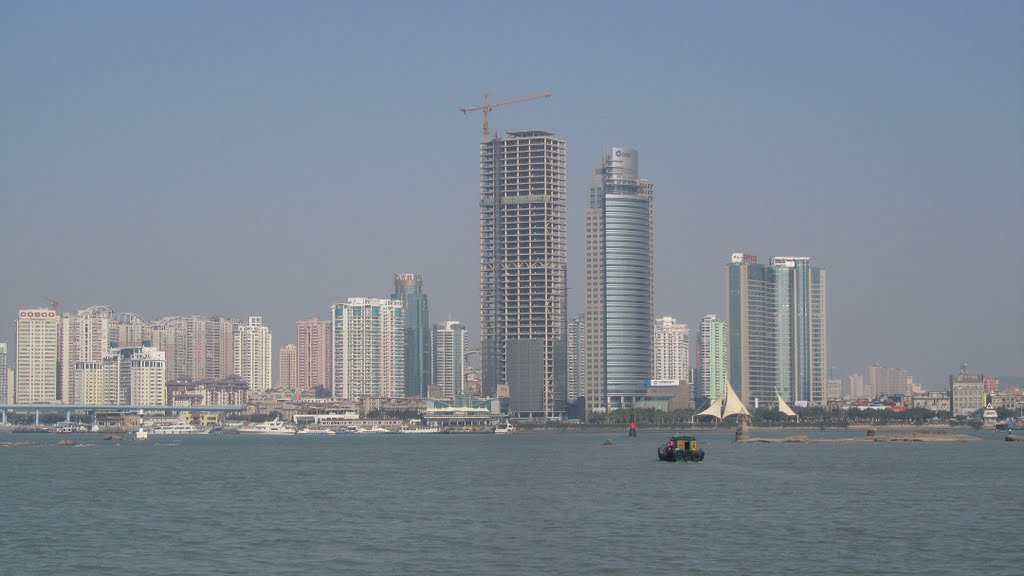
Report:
1,429,1021,576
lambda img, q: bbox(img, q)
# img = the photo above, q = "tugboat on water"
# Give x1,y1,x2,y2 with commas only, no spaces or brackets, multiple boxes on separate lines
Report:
657,435,705,462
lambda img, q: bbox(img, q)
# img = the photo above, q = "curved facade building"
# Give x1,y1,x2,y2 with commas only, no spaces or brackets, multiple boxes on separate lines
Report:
584,148,654,414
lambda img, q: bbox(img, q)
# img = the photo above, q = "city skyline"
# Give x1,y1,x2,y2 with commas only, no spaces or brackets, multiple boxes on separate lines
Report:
1,3,1021,389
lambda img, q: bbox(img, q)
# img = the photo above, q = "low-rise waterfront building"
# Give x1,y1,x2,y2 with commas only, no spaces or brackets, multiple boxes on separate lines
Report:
166,375,250,407
950,366,986,417
911,391,951,413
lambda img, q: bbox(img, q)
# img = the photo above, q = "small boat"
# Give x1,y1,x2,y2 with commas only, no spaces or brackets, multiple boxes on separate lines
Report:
494,421,514,435
657,435,705,462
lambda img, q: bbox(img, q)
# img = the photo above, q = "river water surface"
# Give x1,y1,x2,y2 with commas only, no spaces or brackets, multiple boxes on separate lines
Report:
1,429,1021,575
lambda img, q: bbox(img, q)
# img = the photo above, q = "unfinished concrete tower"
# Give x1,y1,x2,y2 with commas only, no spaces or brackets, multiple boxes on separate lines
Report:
480,130,567,419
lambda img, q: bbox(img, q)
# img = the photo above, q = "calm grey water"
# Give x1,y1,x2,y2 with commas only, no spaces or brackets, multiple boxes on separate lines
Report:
1,430,1021,576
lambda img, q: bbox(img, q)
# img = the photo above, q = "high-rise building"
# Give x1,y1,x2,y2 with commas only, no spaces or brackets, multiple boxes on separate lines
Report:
59,306,113,404
15,308,60,403
331,298,405,399
296,318,330,393
727,253,827,407
846,372,865,399
0,342,8,403
583,147,654,415
78,346,166,405
479,130,567,418
771,257,827,406
566,314,585,403
392,273,430,398
698,314,728,402
653,317,689,386
128,347,167,405
205,316,241,381
112,312,149,349
868,364,909,397
234,317,272,393
75,360,108,405
431,320,467,399
279,344,297,390
151,315,208,382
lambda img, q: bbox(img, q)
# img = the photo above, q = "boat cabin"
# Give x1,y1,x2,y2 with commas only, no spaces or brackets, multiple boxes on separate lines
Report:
668,436,697,451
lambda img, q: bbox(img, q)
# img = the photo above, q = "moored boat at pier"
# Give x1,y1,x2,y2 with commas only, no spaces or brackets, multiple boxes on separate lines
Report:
237,419,297,435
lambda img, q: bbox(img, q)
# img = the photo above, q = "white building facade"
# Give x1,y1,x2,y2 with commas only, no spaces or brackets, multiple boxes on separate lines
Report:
431,321,467,399
129,347,167,405
15,309,60,403
0,342,8,403
331,298,405,399
234,316,273,393
653,317,689,386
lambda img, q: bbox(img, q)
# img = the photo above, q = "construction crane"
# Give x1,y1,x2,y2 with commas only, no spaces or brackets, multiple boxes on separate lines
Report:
460,92,552,138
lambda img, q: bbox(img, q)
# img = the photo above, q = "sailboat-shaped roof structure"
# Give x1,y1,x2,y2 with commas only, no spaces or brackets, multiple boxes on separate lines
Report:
696,382,750,421
776,390,798,417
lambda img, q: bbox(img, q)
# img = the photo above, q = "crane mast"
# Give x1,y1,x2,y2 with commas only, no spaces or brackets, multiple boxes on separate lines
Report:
460,92,552,138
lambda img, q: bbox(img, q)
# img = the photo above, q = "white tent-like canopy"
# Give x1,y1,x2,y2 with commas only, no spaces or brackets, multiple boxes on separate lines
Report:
696,382,751,421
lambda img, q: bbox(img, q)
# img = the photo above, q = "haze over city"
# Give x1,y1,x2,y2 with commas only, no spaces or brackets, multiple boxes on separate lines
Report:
1,1,1021,389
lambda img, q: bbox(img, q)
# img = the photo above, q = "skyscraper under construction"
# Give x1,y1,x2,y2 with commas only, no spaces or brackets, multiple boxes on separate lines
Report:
479,130,567,419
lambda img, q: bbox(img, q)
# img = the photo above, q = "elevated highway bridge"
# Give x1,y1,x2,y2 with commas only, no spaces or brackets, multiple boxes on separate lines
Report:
0,404,245,425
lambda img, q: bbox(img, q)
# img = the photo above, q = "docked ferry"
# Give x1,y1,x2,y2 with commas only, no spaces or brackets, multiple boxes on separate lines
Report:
149,423,206,435
237,419,297,435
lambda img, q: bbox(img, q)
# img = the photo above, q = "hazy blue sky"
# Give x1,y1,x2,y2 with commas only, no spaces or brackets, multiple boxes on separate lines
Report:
2,1,1021,389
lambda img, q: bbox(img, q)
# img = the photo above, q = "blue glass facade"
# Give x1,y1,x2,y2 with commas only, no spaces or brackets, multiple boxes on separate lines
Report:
392,274,429,398
604,193,652,400
728,255,827,407
584,147,653,412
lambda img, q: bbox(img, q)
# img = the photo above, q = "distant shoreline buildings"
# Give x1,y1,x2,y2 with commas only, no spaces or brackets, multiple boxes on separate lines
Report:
6,121,1017,421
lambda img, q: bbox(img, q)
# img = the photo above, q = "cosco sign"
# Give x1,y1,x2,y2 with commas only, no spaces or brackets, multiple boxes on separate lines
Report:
615,150,632,158
19,311,56,318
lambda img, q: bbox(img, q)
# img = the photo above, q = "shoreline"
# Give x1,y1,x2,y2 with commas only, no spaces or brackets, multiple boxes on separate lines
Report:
512,423,990,433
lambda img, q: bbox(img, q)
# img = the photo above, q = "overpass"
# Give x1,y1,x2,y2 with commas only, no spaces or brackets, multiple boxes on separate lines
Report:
0,404,246,425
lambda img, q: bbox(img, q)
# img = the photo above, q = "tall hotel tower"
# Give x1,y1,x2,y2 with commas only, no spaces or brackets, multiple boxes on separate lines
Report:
392,274,430,398
479,130,567,419
584,147,654,415
332,298,405,399
728,254,827,407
